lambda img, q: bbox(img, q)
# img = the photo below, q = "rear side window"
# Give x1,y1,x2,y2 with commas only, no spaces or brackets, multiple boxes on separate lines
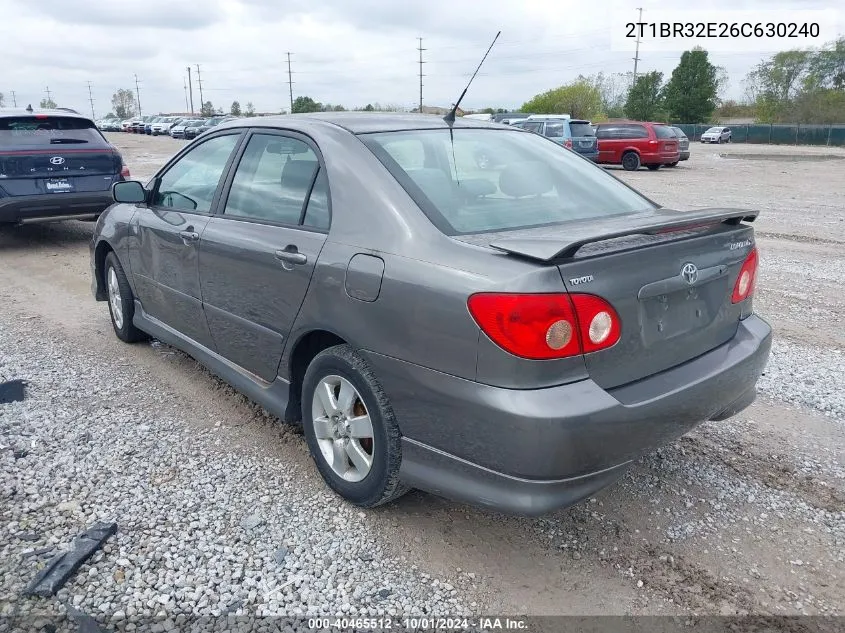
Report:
544,123,565,138
0,116,103,146
653,125,675,139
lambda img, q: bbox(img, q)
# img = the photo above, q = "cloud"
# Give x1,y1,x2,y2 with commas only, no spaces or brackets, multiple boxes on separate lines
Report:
16,0,225,29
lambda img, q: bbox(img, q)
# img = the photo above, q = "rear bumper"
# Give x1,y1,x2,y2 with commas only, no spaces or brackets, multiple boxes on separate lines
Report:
577,150,599,162
365,314,772,515
0,191,113,224
679,151,690,161
643,151,681,165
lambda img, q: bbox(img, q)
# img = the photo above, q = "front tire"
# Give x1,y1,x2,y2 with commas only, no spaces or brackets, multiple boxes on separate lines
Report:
621,151,641,171
104,252,147,343
302,345,408,508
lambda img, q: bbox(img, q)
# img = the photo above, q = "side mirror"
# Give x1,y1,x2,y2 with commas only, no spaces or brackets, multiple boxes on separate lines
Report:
112,180,146,204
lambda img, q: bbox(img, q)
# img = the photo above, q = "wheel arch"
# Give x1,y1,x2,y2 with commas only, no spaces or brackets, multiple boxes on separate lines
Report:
284,328,349,422
93,239,115,301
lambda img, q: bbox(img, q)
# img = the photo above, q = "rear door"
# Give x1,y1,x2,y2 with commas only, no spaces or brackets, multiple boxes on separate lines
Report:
198,130,329,382
0,115,121,197
128,132,243,349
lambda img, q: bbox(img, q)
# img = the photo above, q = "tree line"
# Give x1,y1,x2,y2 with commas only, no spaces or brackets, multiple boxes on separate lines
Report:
515,38,844,124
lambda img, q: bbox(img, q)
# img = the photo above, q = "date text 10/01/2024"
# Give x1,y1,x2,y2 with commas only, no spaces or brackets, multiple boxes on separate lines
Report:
307,617,528,630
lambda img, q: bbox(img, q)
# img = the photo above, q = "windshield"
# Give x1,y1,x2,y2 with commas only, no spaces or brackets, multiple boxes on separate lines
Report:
0,116,103,146
361,129,654,235
705,127,722,133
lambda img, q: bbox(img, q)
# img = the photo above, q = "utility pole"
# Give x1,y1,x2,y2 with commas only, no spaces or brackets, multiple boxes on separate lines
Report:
196,64,204,112
45,86,53,104
633,7,643,80
183,77,189,112
10,90,16,107
134,74,142,116
286,52,294,113
187,66,194,114
417,37,426,113
87,81,95,119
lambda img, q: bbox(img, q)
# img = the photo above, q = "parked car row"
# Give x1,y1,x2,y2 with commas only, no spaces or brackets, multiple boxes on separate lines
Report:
513,116,693,171
96,115,238,140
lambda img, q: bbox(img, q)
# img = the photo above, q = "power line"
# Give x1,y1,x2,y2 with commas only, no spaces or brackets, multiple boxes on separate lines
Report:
286,52,294,113
87,81,95,119
633,7,643,79
196,64,204,108
187,66,194,114
134,74,142,116
417,37,426,113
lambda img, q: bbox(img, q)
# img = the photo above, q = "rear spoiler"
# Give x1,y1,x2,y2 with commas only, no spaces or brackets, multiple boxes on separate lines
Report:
489,208,758,262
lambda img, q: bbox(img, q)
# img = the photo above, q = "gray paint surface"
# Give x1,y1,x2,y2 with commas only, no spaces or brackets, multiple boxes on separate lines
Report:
91,113,772,514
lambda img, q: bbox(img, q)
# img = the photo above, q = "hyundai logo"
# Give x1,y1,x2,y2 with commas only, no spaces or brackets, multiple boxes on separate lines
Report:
681,263,698,285
49,156,65,165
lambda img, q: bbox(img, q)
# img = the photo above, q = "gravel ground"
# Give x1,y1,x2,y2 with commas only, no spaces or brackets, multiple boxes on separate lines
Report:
1,135,843,624
0,321,471,627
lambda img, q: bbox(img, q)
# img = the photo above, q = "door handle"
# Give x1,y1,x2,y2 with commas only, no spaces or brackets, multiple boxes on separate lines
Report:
179,230,199,243
275,248,307,266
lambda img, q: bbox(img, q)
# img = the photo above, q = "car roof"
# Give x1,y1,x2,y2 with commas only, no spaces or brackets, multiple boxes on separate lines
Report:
0,107,91,121
215,112,504,135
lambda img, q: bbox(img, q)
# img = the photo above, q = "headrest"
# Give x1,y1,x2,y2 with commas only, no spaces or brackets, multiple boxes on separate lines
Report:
498,161,554,198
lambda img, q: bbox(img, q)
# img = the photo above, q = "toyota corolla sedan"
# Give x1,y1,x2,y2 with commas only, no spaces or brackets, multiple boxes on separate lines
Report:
90,113,771,515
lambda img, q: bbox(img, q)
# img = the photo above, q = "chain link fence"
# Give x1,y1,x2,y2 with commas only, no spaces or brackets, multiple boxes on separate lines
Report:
674,124,845,147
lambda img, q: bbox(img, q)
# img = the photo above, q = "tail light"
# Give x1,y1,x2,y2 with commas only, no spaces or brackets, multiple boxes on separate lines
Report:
120,165,131,178
563,139,573,149
731,247,758,303
467,293,621,360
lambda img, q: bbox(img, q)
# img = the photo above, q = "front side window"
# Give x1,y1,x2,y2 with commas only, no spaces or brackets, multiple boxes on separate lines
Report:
224,133,324,227
152,133,239,212
362,128,654,235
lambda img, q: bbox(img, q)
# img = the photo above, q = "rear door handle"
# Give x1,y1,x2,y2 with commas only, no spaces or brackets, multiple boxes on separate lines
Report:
179,230,199,243
275,249,307,266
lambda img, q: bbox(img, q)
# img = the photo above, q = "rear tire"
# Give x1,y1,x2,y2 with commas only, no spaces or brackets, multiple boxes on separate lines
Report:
647,164,661,171
104,252,147,343
621,152,640,171
302,345,409,509
666,162,679,167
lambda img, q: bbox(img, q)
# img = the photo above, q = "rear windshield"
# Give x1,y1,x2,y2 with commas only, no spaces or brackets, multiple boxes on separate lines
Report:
653,125,675,139
0,116,103,146
361,129,654,235
569,122,595,137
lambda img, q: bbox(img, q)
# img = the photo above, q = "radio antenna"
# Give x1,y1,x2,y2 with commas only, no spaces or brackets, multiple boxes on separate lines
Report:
443,31,501,125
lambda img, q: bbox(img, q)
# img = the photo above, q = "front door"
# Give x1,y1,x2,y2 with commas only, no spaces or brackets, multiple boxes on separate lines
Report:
128,132,242,349
198,131,330,382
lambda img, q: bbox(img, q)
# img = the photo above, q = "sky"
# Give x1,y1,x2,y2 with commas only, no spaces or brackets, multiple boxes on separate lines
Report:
1,0,842,117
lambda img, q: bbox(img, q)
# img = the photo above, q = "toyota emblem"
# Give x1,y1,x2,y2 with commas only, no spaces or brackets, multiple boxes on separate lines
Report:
681,263,698,285
49,156,66,165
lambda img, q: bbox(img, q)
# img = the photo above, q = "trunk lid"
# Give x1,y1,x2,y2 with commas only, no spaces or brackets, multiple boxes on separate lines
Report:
0,115,120,196
490,209,758,389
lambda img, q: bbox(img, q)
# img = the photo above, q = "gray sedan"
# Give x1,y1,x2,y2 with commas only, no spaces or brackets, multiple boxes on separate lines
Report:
90,113,771,515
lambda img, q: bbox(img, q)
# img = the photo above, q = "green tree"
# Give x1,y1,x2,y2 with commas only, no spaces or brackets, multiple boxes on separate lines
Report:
806,37,845,90
292,96,321,113
200,101,215,116
624,71,665,121
245,102,256,117
111,89,135,119
230,100,242,116
40,97,58,109
520,79,604,119
663,48,719,122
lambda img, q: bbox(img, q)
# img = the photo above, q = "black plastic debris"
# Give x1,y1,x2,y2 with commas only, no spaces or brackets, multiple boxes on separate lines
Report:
0,379,26,404
65,604,112,633
24,522,117,597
